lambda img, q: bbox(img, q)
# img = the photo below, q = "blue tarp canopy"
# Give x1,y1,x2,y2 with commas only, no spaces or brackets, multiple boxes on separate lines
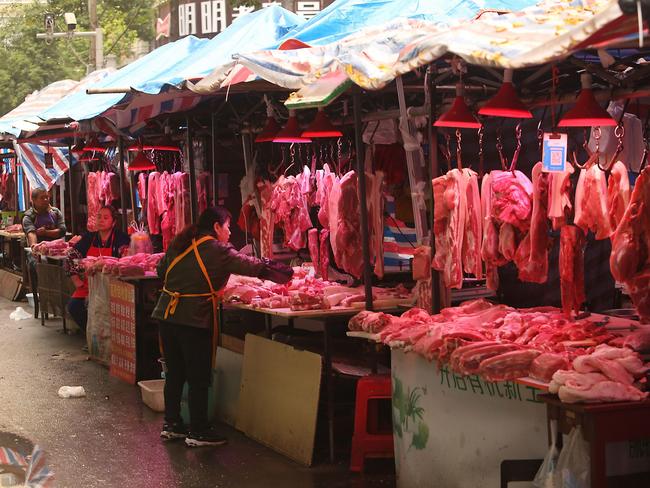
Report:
274,0,540,46
39,5,304,124
192,0,542,93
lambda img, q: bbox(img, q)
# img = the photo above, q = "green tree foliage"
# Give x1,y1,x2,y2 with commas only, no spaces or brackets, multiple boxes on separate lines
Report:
0,0,154,117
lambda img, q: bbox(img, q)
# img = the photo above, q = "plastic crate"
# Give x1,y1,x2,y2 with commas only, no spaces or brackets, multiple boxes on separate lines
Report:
138,379,165,412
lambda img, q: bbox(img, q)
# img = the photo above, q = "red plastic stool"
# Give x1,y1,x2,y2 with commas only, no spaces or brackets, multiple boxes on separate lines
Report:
350,374,394,472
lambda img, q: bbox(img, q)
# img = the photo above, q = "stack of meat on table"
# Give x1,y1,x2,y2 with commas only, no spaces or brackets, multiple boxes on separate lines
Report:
80,253,164,277
223,267,410,312
430,162,650,324
254,164,385,282
349,299,650,404
31,238,71,256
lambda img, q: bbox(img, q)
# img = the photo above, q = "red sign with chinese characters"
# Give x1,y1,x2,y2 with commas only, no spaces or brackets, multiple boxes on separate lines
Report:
109,279,137,384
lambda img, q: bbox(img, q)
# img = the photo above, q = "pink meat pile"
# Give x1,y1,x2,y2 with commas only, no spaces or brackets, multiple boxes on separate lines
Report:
257,164,385,281
348,299,632,385
223,267,410,312
81,253,164,277
141,171,210,250
549,345,648,403
32,238,70,256
4,224,23,234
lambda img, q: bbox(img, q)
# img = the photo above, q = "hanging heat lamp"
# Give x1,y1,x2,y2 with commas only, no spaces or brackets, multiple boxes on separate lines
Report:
302,108,343,138
558,73,616,127
255,115,281,143
255,95,280,143
434,83,481,129
273,110,312,143
128,150,156,171
478,69,533,119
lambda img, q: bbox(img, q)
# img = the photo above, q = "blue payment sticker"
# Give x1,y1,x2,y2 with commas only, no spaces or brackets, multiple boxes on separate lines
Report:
542,132,568,172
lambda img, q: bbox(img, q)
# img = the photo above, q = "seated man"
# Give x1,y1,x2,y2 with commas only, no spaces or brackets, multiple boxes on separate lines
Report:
22,188,66,246
22,188,67,317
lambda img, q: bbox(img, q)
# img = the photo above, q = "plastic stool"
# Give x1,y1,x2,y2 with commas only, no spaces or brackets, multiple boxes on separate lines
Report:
350,374,394,472
500,459,543,487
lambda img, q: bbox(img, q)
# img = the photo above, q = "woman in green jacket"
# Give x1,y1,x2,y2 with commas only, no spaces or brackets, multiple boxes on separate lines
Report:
153,206,292,447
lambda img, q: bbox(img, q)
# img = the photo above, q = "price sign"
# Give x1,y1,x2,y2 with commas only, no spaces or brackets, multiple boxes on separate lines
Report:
542,132,568,172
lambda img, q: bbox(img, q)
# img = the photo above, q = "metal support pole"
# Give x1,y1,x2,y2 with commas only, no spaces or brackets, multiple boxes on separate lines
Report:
426,67,443,314
186,117,198,221
117,138,128,231
66,144,76,235
211,111,218,203
353,93,374,311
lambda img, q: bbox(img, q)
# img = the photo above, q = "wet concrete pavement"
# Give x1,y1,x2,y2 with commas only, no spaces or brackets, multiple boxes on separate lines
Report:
0,298,395,487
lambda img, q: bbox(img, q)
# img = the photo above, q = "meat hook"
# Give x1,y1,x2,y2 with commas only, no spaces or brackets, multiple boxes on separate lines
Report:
572,127,600,170
599,123,625,173
441,131,452,172
496,126,507,171
455,129,463,170
509,123,522,173
478,126,484,178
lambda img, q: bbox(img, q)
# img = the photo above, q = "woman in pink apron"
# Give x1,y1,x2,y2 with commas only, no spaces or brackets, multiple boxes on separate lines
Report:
66,206,130,336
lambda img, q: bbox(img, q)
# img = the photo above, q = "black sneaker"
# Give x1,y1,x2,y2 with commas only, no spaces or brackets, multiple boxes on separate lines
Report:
185,428,228,447
160,422,187,441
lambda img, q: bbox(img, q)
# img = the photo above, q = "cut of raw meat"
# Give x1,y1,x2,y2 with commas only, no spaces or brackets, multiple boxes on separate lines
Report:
462,168,483,279
607,161,630,232
478,349,541,382
412,246,431,281
307,228,320,277
456,343,520,376
515,162,550,283
559,225,586,318
366,171,385,278
173,172,191,233
489,170,533,231
622,328,650,352
333,171,363,279
317,164,336,228
432,168,466,289
147,172,161,235
481,173,505,291
572,356,634,385
319,229,330,281
86,171,101,232
547,166,574,230
558,381,648,403
574,165,613,239
530,352,569,382
270,173,313,252
498,223,517,261
257,180,274,259
610,166,650,323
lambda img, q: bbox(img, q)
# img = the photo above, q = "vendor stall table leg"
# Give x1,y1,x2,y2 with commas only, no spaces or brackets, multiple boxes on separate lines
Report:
540,394,650,488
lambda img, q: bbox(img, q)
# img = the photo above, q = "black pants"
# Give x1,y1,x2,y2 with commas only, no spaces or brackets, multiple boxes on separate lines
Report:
159,321,212,432
67,298,87,333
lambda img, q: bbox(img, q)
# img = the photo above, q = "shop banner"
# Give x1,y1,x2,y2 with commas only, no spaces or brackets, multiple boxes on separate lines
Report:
109,279,137,384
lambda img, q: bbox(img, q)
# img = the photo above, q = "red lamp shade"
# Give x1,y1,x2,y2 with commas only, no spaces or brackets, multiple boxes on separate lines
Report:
128,151,156,171
434,83,481,129
273,111,312,143
302,109,343,138
255,116,281,142
558,73,616,127
478,70,532,119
